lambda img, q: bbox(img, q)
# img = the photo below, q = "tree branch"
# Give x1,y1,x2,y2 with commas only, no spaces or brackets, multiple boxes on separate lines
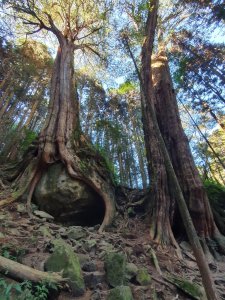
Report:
43,12,64,43
76,27,102,41
74,43,101,58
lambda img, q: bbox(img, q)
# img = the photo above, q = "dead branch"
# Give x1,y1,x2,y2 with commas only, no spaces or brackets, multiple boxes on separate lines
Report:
0,255,67,288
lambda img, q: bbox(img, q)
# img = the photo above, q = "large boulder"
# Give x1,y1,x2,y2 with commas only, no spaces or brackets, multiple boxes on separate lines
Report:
67,226,88,240
44,239,85,296
34,163,105,226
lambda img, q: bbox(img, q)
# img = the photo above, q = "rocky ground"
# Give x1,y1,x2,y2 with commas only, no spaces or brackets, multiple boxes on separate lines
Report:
0,198,225,300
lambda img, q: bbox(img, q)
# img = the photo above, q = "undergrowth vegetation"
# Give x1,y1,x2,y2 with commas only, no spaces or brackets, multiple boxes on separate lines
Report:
0,278,58,300
204,180,225,234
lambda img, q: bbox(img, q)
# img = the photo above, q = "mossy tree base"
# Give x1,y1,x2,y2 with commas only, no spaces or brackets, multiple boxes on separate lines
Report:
1,137,116,232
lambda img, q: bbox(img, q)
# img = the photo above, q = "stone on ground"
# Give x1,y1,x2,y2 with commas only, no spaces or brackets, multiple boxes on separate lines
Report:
44,239,85,296
136,268,151,285
107,286,133,300
67,226,88,240
33,210,54,220
125,263,138,281
105,252,127,287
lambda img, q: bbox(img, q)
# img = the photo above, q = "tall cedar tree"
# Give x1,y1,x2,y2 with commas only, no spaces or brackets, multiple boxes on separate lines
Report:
1,0,115,231
140,1,220,299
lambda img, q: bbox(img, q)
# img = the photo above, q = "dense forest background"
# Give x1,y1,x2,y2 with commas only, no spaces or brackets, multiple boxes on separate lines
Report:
0,1,225,299
0,0,224,189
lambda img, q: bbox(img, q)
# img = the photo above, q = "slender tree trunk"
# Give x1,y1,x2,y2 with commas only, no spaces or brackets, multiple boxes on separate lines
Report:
0,70,13,95
125,141,133,188
24,97,42,129
0,109,28,161
195,95,225,131
202,77,225,105
0,91,13,120
136,140,148,189
180,99,225,170
130,115,148,188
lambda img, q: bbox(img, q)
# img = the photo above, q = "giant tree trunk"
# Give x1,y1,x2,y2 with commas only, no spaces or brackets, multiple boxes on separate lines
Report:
140,11,219,298
140,0,177,245
151,46,224,246
2,39,115,231
38,41,79,165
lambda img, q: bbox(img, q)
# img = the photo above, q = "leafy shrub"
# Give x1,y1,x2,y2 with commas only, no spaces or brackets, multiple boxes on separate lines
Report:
20,129,37,152
94,144,119,185
204,179,225,234
0,245,26,262
204,179,225,207
0,279,58,300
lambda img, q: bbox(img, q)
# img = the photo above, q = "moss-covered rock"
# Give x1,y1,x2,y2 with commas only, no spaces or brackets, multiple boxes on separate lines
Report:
44,239,85,296
105,252,127,287
125,263,138,281
136,268,151,286
38,225,52,238
67,226,88,240
107,286,133,300
167,275,204,300
17,203,26,213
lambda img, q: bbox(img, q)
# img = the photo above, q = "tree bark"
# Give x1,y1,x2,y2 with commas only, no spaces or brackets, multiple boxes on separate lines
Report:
0,91,13,120
38,41,79,165
4,38,115,232
139,3,219,299
140,0,176,245
151,46,217,239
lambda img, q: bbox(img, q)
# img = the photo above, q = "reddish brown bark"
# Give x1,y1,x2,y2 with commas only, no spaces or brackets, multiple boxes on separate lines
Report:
151,45,217,239
140,0,176,245
29,39,113,230
140,17,219,299
38,41,79,166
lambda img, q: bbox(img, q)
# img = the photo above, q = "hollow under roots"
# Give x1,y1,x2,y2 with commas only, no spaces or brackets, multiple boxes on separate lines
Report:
0,139,115,232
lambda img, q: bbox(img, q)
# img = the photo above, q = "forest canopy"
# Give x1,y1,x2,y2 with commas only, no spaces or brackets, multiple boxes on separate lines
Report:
0,1,225,299
0,0,224,187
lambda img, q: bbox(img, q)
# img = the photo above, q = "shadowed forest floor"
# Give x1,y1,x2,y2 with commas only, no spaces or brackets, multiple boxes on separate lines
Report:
0,191,225,300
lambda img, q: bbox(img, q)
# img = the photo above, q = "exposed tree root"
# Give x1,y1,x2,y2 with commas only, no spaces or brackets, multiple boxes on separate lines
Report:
0,178,6,189
62,151,115,232
213,232,225,255
26,169,43,218
148,198,225,258
0,197,16,208
150,248,162,275
1,139,115,232
1,42,116,230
